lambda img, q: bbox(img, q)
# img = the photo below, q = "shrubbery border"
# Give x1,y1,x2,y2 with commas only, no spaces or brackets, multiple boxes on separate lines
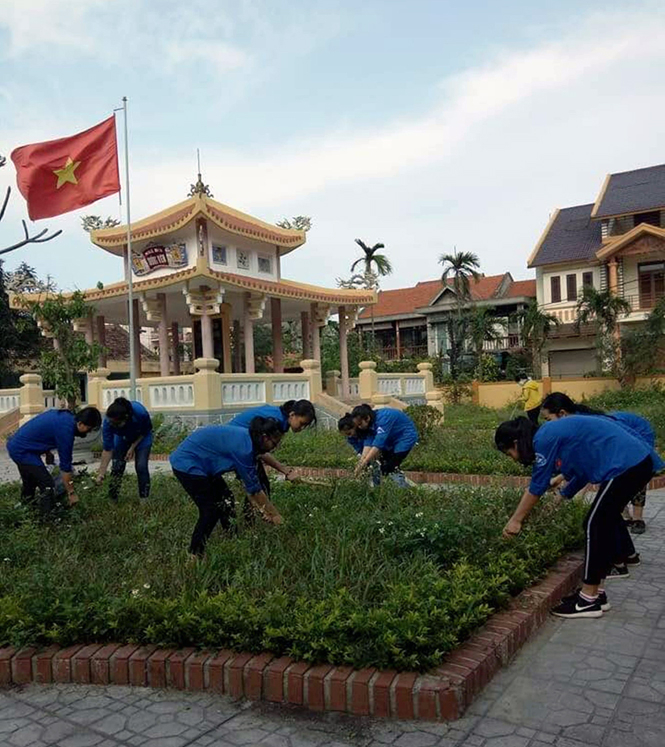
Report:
0,553,584,721
147,454,665,491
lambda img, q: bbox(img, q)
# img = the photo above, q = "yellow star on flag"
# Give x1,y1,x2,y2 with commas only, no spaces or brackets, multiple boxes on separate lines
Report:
53,157,81,189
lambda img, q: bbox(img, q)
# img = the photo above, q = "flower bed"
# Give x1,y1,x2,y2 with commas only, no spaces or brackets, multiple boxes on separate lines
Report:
0,474,586,673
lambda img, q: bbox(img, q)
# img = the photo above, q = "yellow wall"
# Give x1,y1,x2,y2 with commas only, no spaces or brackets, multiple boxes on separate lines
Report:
551,378,620,400
477,381,529,410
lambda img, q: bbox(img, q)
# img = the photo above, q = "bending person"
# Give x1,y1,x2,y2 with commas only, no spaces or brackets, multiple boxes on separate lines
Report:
229,399,316,490
170,417,284,558
96,397,153,502
7,407,102,516
517,375,542,425
350,404,418,487
542,392,658,538
338,413,381,486
495,415,663,619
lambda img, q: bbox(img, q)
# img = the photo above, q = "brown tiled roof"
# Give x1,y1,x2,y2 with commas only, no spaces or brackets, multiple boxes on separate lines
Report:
104,324,158,361
505,279,537,298
358,279,442,319
358,274,529,320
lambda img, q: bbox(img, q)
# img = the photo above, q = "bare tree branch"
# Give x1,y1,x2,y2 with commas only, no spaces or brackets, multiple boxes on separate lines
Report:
0,185,63,255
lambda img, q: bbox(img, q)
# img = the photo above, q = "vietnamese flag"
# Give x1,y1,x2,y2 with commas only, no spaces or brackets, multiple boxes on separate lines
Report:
10,116,120,221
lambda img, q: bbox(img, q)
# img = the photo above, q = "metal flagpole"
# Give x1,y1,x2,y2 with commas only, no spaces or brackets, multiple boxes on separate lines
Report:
122,96,137,400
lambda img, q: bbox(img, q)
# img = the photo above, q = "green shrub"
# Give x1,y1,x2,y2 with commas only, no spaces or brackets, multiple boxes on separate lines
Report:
404,404,443,442
0,474,585,670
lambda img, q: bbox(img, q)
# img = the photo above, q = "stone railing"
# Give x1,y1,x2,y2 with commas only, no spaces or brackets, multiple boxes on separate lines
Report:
1,360,324,425
324,371,359,399
358,361,444,414
88,358,323,418
0,389,20,413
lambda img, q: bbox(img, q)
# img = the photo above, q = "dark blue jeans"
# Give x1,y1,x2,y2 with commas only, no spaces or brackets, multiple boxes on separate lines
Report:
109,441,151,501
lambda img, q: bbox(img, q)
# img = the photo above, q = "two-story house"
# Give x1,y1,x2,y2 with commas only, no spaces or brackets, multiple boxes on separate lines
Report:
356,273,536,367
529,163,665,378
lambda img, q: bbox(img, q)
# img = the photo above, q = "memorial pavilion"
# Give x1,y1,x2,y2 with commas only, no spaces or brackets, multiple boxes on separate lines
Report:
63,178,375,389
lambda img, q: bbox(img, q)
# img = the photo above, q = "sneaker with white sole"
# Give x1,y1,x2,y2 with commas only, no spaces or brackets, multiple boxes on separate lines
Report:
607,564,630,580
597,591,611,611
625,553,641,566
551,592,603,619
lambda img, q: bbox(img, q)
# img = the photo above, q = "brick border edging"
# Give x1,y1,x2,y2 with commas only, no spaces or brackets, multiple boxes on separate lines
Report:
0,553,584,721
147,454,665,490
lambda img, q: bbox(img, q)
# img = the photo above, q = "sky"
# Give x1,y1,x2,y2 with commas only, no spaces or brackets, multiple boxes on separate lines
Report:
2,0,665,293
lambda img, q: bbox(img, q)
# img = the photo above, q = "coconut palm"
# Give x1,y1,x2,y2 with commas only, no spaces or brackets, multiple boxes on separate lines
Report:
438,250,481,303
469,306,502,377
351,239,392,279
351,239,392,355
438,250,481,377
575,287,632,375
515,300,560,377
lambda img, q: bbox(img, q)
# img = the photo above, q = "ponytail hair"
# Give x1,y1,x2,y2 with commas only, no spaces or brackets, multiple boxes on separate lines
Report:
280,399,317,427
542,392,605,417
495,417,538,466
351,403,375,422
249,416,283,450
338,413,355,432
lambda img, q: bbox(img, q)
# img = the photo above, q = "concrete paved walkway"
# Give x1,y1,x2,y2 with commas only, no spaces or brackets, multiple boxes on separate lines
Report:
1,447,664,746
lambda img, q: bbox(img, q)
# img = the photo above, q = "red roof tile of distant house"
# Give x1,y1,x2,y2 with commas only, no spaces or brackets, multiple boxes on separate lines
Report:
505,279,537,298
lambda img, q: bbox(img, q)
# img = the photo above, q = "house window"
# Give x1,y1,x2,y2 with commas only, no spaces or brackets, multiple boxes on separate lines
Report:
212,244,227,264
566,274,577,301
633,211,661,228
258,256,272,274
237,251,250,270
550,276,561,303
638,261,665,309
582,271,593,289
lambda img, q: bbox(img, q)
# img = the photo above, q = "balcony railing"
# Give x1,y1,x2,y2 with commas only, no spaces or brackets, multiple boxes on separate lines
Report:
374,344,429,361
482,335,521,352
622,293,665,312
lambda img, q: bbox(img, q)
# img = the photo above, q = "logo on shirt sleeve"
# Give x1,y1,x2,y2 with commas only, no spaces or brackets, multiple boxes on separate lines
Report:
376,427,385,434
535,452,547,467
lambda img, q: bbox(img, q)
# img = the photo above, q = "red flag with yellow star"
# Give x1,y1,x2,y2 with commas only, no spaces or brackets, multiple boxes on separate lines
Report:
10,116,120,221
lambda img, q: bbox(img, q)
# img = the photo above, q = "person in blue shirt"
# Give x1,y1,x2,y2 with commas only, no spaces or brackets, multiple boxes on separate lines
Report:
338,413,381,487
170,416,284,558
349,404,418,487
95,398,153,502
229,400,316,492
7,407,102,517
542,392,656,539
495,415,664,619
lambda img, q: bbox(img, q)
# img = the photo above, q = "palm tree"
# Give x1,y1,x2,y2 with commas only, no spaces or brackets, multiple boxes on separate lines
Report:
515,300,560,377
469,306,502,378
575,287,632,374
438,250,481,377
351,239,392,279
352,239,392,355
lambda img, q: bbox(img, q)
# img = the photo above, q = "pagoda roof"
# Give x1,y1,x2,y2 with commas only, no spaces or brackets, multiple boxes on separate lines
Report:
12,266,376,309
90,194,306,256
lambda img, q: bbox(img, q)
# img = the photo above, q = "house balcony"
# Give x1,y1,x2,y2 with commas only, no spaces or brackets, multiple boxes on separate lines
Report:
481,335,522,352
375,343,429,361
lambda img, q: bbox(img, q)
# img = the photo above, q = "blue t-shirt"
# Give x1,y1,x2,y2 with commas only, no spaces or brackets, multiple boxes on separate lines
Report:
609,411,656,447
363,408,418,453
228,405,289,433
102,400,153,451
346,436,365,455
531,415,664,498
170,425,262,494
7,409,77,472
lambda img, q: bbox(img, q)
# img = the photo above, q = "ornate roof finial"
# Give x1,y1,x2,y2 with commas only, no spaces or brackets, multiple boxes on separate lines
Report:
188,149,213,198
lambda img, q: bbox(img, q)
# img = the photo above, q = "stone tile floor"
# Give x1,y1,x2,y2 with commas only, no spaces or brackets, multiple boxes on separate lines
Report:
1,446,664,746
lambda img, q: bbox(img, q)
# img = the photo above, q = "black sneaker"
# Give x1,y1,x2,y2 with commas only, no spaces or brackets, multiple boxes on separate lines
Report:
623,516,635,526
551,592,603,619
631,520,646,535
597,591,611,611
607,564,630,580
625,553,641,566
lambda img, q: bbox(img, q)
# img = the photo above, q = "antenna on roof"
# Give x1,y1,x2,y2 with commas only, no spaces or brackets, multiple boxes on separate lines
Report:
188,149,213,198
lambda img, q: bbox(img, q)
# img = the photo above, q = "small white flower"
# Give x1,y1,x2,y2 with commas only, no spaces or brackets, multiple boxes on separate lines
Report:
143,583,151,589
379,527,385,534
131,589,140,597
3,558,9,562
308,513,313,518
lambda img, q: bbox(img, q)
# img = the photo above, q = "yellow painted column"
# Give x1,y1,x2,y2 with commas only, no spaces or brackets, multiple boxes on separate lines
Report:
359,361,378,399
19,374,45,425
